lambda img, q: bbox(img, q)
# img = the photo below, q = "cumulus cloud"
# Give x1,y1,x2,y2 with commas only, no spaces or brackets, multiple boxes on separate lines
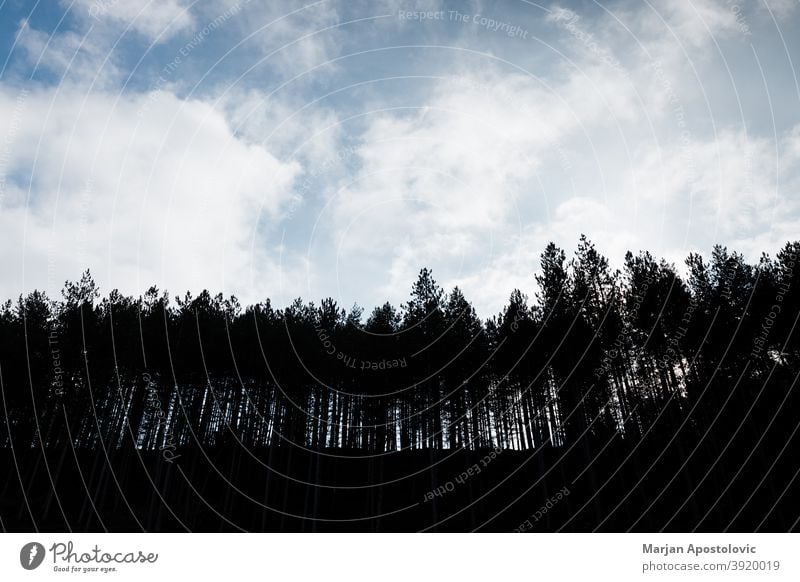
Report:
297,49,661,312
0,85,300,304
304,70,573,309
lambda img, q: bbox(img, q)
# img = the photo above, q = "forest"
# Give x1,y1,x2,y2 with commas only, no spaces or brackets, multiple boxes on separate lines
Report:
1,236,799,532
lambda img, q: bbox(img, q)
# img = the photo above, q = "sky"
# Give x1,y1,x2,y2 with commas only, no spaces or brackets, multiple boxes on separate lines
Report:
0,0,799,317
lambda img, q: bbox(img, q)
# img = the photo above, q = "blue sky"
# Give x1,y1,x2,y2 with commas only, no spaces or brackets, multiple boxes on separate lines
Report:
1,0,799,316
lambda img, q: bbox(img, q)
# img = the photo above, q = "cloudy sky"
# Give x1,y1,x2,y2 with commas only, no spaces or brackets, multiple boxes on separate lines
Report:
1,0,799,316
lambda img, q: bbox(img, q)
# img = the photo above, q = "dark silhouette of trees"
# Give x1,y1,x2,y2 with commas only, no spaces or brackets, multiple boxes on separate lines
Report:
2,239,798,455
1,238,799,531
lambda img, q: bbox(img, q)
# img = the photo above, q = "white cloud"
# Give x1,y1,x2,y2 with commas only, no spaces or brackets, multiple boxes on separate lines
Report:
71,0,194,42
206,0,344,78
0,85,301,304
446,196,641,315
219,87,345,170
14,0,194,87
303,72,561,307
15,19,119,86
632,130,778,231
294,51,658,312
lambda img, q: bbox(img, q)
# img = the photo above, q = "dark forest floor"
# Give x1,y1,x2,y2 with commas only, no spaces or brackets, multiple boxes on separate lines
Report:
2,428,798,532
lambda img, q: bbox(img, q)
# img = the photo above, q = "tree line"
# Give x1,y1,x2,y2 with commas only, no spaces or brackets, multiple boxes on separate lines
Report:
1,236,798,454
